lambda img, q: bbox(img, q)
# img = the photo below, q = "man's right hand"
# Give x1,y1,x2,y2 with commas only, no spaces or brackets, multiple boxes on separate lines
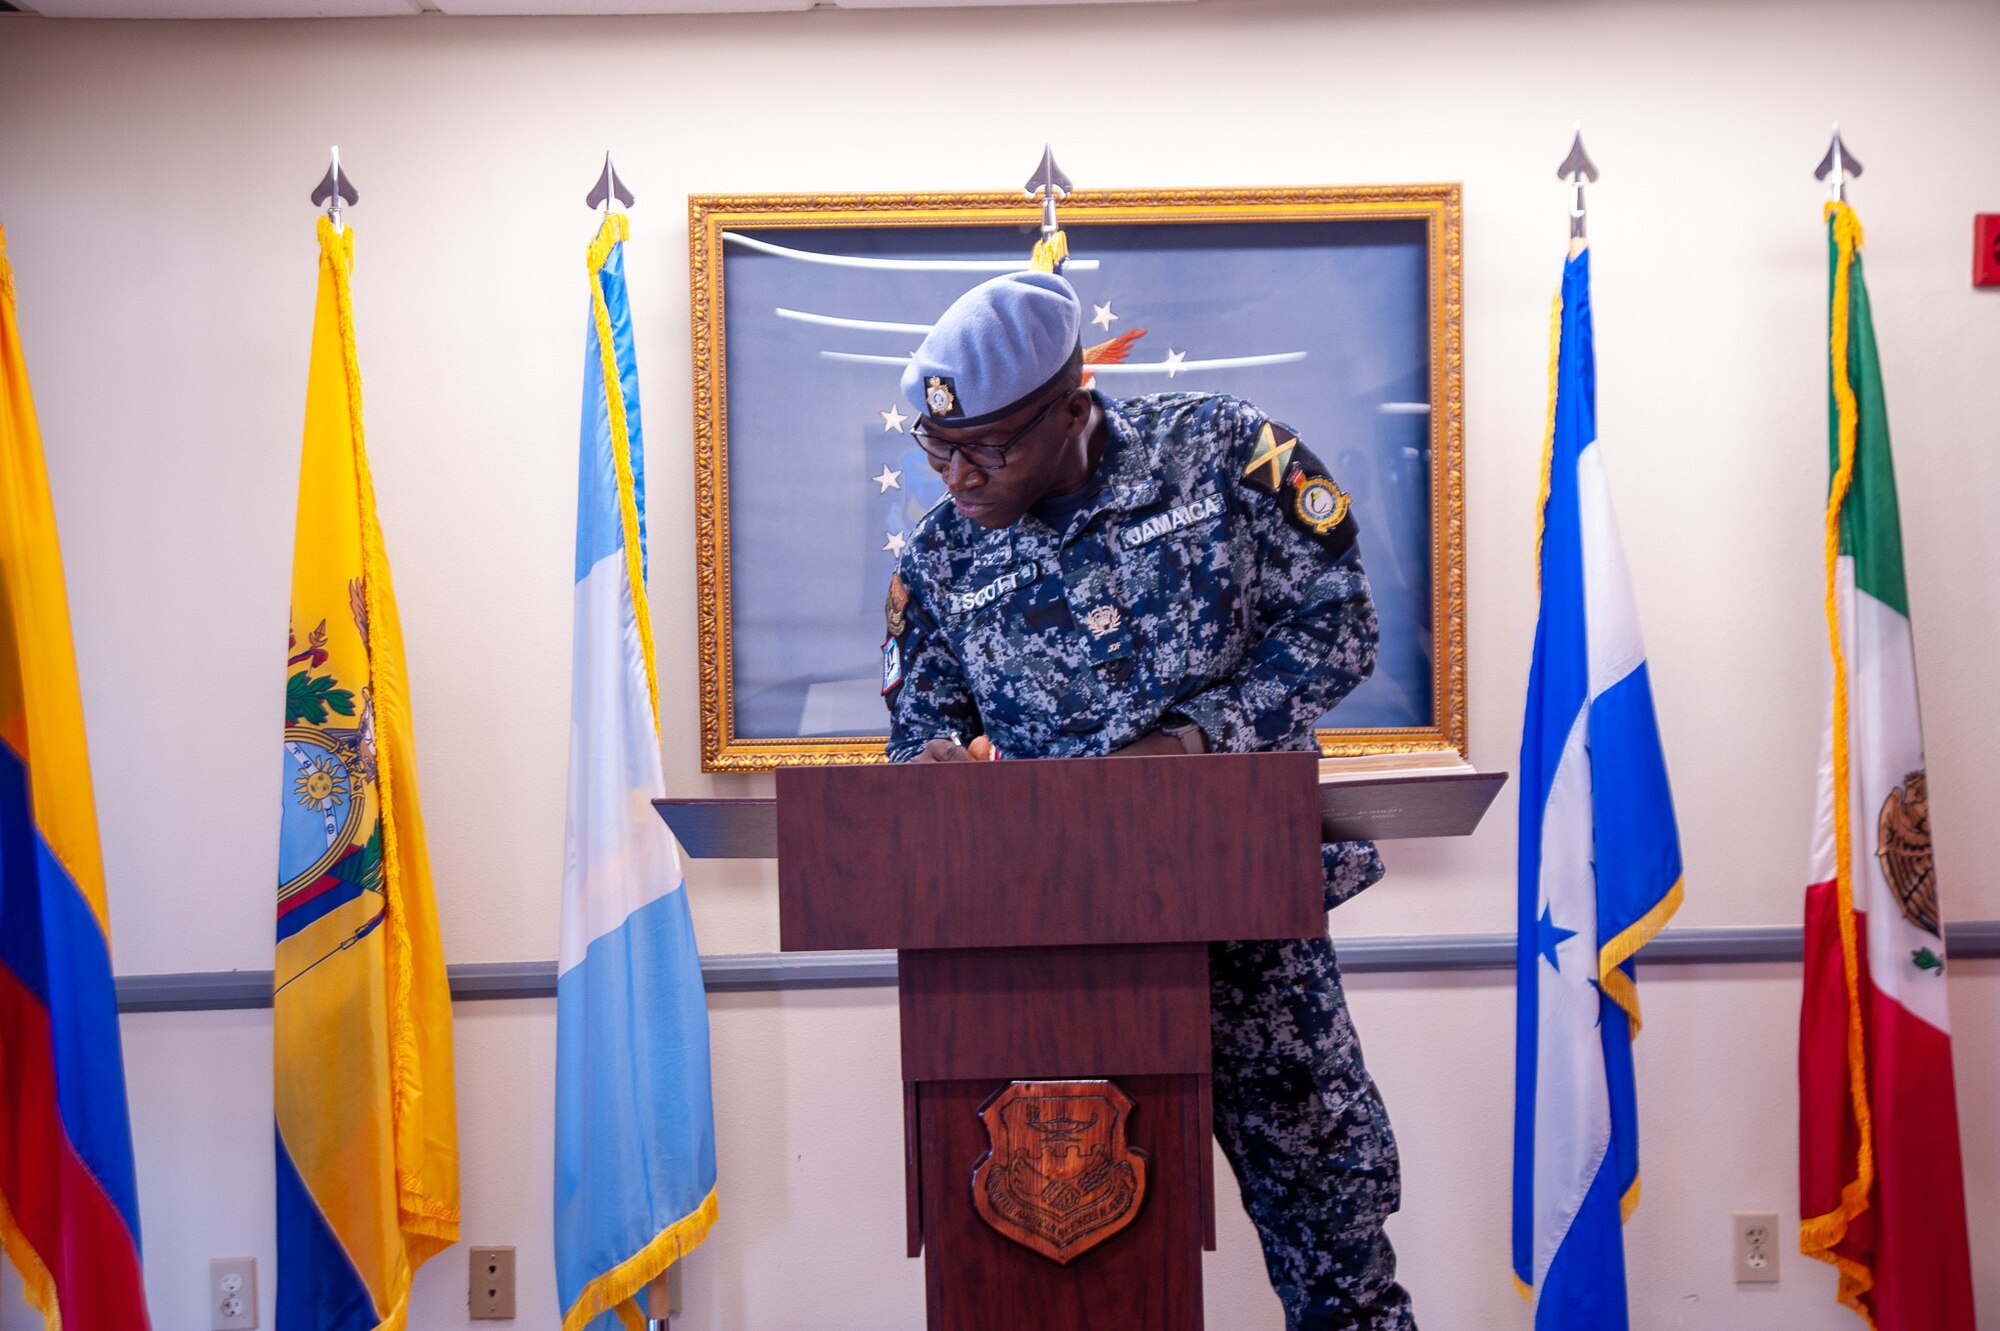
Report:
912,737,977,763
911,736,997,763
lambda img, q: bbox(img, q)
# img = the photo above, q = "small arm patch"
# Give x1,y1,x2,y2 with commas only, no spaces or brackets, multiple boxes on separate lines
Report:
885,572,909,637
1278,443,1358,558
881,636,905,695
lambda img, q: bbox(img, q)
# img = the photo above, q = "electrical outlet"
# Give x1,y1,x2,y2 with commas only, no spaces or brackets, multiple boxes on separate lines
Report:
210,1257,258,1329
469,1245,516,1320
1734,1211,1780,1284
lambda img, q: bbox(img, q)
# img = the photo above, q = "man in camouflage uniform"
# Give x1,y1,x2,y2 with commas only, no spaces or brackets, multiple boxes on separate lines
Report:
881,270,1414,1331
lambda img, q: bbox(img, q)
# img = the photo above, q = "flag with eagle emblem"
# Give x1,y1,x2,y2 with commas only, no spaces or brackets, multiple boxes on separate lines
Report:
1797,199,1974,1331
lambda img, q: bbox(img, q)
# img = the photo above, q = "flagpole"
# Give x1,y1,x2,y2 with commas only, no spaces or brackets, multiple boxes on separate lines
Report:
1814,124,1863,203
644,1268,671,1328
309,145,357,231
1556,124,1598,258
585,150,635,213
601,151,664,1331
1024,142,1070,244
1023,144,1072,273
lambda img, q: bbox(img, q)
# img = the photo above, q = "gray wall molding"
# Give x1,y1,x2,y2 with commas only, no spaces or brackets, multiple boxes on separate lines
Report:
115,920,2000,1014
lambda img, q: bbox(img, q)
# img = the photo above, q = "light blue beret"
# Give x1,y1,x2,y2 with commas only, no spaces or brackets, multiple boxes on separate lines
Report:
902,270,1083,428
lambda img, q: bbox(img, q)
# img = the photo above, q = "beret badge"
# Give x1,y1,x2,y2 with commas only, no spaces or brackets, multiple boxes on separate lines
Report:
925,375,960,418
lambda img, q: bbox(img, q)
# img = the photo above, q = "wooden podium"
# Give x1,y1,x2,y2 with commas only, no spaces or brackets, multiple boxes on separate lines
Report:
774,752,1326,1331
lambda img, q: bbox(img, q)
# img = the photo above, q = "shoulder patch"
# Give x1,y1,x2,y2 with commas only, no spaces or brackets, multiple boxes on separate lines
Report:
1241,421,1298,494
1275,442,1358,557
885,572,909,637
1289,469,1350,534
881,636,905,695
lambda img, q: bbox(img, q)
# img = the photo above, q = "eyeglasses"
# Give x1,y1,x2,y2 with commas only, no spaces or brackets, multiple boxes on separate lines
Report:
911,392,1068,473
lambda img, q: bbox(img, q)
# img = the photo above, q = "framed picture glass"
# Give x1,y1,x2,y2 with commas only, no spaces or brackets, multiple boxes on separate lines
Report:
689,186,1465,772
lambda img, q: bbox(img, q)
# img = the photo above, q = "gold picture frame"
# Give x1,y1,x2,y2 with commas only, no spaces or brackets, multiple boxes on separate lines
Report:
690,185,1465,773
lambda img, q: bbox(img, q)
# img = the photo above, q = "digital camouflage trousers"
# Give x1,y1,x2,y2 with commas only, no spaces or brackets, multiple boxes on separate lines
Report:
1208,841,1416,1331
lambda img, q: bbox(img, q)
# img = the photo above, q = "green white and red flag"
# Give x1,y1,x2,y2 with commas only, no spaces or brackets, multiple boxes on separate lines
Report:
1797,200,1976,1329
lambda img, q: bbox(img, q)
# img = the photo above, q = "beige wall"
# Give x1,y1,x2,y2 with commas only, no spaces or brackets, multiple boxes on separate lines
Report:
1,1,1995,1326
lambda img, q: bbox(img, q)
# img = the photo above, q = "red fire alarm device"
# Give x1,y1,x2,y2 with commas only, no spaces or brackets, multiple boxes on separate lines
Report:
1976,214,2000,288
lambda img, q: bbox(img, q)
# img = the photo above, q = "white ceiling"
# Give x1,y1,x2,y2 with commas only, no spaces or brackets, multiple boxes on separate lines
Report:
14,1,424,13
11,0,1181,15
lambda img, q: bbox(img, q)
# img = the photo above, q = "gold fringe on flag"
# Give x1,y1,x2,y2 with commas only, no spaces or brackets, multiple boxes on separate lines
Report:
1029,229,1068,275
1798,198,1879,1327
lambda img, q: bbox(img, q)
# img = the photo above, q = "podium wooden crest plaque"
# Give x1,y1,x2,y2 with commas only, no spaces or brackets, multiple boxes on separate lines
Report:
972,1080,1148,1264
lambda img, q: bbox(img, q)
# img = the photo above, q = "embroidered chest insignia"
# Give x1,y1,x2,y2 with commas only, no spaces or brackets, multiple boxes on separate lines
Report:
1083,605,1123,638
1118,493,1225,550
947,562,1041,616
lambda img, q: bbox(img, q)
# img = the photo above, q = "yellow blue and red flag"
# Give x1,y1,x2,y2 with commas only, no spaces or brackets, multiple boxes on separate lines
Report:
0,228,153,1330
1511,243,1683,1328
554,214,718,1331
275,217,459,1331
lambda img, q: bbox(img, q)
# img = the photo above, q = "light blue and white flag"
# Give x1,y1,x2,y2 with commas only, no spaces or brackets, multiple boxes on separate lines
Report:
554,214,718,1331
1511,245,1683,1329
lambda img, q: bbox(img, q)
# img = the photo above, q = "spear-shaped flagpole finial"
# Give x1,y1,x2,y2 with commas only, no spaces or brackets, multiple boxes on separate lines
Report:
1023,144,1072,239
585,151,636,213
1814,124,1863,203
1556,125,1599,242
311,145,360,231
